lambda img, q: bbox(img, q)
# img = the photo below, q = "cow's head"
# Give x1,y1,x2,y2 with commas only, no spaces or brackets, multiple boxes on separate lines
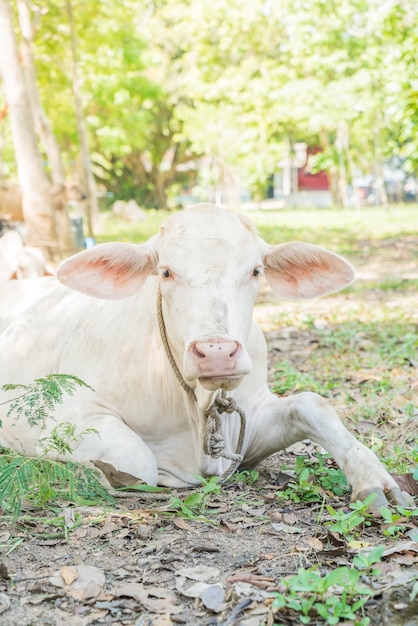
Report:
57,204,354,393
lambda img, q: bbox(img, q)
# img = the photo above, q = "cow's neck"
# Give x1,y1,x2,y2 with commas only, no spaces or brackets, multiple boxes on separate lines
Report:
156,286,196,402
156,286,246,482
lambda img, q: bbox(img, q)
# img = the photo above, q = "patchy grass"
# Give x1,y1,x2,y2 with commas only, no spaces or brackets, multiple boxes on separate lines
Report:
97,203,418,250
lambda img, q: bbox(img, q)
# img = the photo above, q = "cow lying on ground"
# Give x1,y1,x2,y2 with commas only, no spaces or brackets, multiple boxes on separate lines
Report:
0,204,406,513
0,227,53,280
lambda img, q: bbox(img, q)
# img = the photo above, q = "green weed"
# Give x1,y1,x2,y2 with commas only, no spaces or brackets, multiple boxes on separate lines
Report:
0,374,112,516
278,454,348,504
232,469,260,485
379,505,418,538
0,449,113,517
272,557,379,625
273,361,323,395
325,496,376,540
168,475,221,518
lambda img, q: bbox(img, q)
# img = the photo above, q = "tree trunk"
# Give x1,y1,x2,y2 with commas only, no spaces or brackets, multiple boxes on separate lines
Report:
374,117,388,207
335,122,354,209
17,0,74,254
0,0,59,263
66,0,99,237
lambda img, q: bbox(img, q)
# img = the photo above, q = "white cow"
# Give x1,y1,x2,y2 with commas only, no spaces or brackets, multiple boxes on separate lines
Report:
0,229,53,280
0,204,406,513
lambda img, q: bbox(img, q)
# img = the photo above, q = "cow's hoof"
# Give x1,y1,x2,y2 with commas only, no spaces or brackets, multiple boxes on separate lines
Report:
353,486,411,518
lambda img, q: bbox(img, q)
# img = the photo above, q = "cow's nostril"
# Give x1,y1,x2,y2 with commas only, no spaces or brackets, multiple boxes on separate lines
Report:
193,344,206,359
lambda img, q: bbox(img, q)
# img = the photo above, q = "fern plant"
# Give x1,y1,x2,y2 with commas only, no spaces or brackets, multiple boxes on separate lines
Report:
0,374,112,516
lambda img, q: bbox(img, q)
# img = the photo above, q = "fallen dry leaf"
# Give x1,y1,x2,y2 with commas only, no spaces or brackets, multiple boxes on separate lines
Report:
115,582,148,603
226,571,276,590
116,582,181,615
392,473,418,496
175,579,210,598
283,512,298,525
305,536,323,551
59,566,78,586
92,460,142,488
175,565,220,581
141,597,183,614
50,564,105,601
382,541,418,558
173,517,195,531
200,584,225,612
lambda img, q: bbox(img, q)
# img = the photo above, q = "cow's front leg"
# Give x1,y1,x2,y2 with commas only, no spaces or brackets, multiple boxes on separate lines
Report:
244,391,408,515
47,414,159,488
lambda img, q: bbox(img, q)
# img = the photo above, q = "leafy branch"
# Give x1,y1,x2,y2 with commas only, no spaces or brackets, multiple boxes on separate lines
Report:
0,374,110,516
0,450,113,517
1,374,93,427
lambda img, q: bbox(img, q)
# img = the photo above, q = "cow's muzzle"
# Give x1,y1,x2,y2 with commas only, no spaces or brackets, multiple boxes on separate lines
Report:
186,339,251,390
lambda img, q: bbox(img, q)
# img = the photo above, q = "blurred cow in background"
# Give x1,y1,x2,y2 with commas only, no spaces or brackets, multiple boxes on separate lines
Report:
0,220,53,280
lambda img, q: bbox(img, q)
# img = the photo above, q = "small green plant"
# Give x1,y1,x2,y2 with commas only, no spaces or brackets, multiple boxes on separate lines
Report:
0,374,111,516
38,422,98,456
168,475,221,518
272,547,384,625
279,466,323,504
325,495,376,540
278,453,348,504
379,505,418,538
232,469,259,485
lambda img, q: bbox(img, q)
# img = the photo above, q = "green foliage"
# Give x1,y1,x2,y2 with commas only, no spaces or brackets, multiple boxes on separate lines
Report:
272,555,380,625
379,505,418,538
0,374,111,516
0,448,113,517
3,0,418,206
168,475,221,518
273,361,323,396
37,422,98,457
278,454,348,504
232,469,260,485
1,374,93,428
325,495,377,539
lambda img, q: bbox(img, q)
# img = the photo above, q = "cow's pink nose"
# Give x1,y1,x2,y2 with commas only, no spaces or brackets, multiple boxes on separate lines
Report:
192,340,240,373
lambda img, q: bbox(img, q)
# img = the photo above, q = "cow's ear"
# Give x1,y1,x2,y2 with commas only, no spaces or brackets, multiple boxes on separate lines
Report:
57,242,157,299
262,241,355,299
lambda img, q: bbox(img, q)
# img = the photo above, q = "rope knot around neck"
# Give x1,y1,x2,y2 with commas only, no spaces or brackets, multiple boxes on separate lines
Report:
156,287,246,482
203,392,246,465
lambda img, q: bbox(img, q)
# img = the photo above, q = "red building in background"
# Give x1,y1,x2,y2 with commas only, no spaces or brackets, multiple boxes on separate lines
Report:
297,146,329,191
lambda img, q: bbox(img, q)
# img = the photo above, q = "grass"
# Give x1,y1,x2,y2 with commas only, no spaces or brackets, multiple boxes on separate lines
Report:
97,203,418,249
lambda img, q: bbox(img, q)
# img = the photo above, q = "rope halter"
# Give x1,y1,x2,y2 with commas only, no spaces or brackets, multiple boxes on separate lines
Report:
156,287,246,482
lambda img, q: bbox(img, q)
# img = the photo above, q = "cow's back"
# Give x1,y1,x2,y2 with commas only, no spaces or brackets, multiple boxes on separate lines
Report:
0,276,158,386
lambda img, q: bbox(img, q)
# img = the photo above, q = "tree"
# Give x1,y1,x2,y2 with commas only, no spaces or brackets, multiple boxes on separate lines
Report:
16,0,74,250
0,0,59,262
1,0,417,210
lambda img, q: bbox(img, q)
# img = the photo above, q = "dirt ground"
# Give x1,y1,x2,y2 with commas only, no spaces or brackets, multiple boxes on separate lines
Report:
0,247,417,626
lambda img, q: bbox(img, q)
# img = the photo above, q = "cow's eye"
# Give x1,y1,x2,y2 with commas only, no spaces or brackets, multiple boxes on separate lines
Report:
161,268,171,279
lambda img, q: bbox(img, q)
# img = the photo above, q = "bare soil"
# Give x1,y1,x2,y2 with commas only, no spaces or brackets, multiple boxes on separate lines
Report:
0,248,417,626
